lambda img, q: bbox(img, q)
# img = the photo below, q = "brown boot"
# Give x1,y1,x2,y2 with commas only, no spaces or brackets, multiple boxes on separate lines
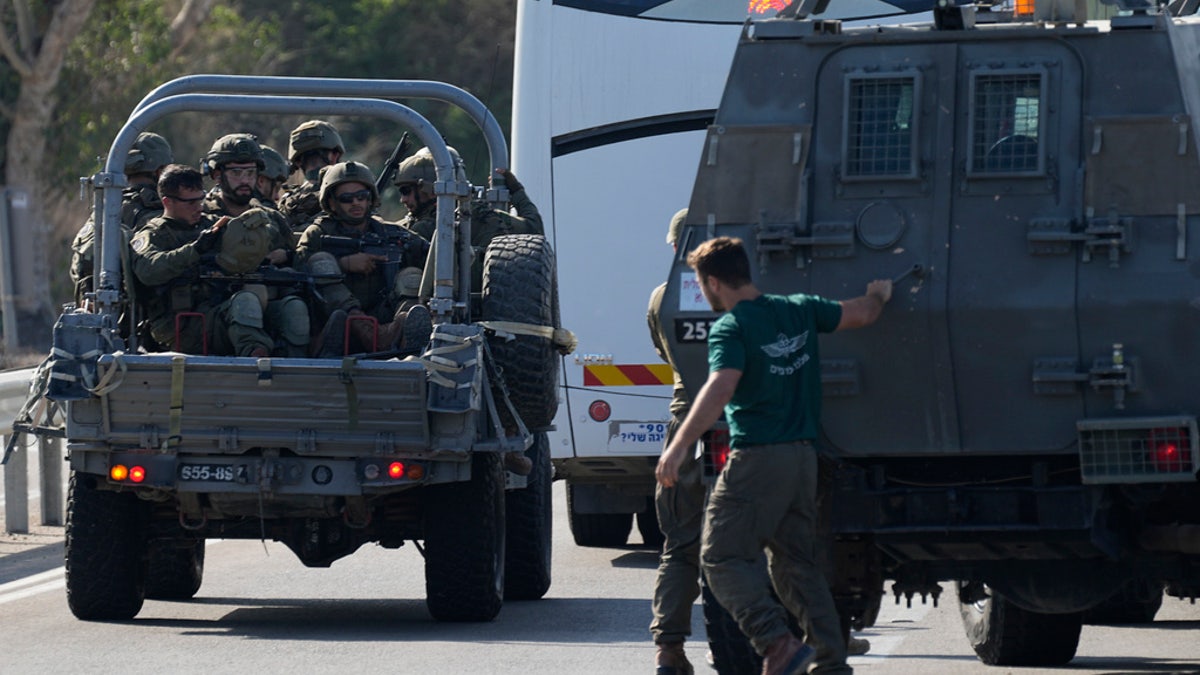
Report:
761,634,814,675
848,636,870,656
655,642,694,675
345,309,380,353
504,450,533,476
379,304,433,353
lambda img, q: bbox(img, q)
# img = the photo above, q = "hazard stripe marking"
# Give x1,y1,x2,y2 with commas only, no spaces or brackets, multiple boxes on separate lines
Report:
583,364,673,386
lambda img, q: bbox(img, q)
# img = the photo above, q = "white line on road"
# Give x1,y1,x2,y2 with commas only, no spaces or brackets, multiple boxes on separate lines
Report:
0,568,64,605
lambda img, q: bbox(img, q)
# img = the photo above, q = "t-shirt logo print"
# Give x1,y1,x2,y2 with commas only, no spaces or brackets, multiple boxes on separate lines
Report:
761,331,807,358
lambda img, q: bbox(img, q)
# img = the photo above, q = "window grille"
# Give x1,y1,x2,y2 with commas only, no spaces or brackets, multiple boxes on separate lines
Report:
844,77,915,178
971,72,1042,174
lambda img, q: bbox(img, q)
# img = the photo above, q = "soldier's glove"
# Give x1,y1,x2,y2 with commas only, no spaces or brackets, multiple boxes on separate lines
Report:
497,168,524,194
193,227,222,254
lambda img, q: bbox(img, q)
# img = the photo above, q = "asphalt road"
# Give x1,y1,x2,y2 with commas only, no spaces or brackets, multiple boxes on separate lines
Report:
1,480,1199,674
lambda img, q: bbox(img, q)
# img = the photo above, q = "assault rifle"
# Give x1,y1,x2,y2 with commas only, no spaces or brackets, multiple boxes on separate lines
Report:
318,229,429,296
197,263,343,303
376,132,411,194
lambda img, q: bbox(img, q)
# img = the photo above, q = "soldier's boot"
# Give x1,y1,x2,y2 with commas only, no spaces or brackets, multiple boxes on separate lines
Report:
654,642,694,675
760,634,814,675
312,310,348,358
504,449,533,476
378,304,433,354
346,309,381,353
847,636,870,656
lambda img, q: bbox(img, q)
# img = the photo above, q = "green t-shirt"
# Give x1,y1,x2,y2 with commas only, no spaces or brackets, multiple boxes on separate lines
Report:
708,293,842,447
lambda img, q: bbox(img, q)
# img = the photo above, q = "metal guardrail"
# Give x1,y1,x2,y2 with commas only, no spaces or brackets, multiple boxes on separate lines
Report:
0,367,62,533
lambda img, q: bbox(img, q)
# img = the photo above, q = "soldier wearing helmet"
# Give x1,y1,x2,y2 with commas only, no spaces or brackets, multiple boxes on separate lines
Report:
279,120,345,232
394,147,544,291
256,145,291,208
296,161,431,357
202,133,294,268
69,131,175,307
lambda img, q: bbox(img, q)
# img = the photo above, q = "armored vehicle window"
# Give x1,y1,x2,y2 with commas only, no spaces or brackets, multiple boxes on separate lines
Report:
970,72,1043,174
843,76,916,179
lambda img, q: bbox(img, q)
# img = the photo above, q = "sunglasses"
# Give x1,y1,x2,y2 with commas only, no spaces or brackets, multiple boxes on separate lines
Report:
397,184,415,197
336,190,373,204
164,194,205,204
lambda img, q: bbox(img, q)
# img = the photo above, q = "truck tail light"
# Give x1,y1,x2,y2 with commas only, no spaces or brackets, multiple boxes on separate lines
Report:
110,464,147,483
705,428,732,474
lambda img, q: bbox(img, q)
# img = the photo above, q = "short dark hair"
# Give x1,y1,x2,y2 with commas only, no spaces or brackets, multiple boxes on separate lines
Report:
157,164,204,196
686,236,751,288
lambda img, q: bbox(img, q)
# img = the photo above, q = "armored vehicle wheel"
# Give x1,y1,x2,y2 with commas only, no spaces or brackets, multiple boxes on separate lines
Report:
482,234,559,430
636,502,665,549
145,538,205,600
1082,579,1163,624
504,432,553,601
65,471,147,620
424,452,506,621
702,573,762,675
566,483,631,547
958,582,1081,666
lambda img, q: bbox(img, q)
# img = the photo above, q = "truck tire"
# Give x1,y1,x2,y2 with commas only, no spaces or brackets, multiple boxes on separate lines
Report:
958,582,1081,666
65,471,147,620
637,502,666,549
1082,579,1163,624
566,483,632,547
482,234,558,430
504,432,553,600
424,452,506,621
145,538,205,600
702,573,762,675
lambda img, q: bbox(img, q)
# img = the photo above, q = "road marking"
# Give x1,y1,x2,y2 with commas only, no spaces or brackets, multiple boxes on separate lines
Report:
0,568,64,605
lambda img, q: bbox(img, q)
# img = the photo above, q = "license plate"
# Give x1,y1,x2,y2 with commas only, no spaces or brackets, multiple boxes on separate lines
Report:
178,463,239,482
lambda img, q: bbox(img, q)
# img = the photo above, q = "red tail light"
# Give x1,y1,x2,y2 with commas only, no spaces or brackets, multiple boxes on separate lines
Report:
706,428,732,474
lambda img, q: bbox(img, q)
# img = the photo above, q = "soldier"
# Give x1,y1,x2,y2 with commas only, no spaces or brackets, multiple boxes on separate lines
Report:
295,161,431,357
394,146,543,291
69,131,174,307
279,119,345,232
648,209,705,675
256,144,291,207
131,164,308,358
202,133,294,268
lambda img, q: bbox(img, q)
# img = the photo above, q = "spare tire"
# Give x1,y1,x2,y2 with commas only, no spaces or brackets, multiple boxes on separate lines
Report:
482,234,559,430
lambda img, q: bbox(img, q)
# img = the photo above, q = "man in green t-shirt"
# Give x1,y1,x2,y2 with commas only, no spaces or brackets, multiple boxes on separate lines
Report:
656,236,891,675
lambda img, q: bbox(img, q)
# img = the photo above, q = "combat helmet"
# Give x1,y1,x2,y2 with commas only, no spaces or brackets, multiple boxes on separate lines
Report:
288,120,344,167
393,146,465,196
667,208,688,246
125,132,174,176
259,145,290,183
204,133,265,174
319,161,380,212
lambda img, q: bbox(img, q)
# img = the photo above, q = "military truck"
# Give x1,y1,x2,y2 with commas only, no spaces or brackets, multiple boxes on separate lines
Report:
31,76,563,623
660,1,1200,667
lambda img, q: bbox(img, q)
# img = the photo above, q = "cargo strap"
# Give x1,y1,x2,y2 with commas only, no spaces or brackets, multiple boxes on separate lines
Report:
476,320,577,355
165,355,186,449
480,338,532,453
402,331,479,389
339,356,359,429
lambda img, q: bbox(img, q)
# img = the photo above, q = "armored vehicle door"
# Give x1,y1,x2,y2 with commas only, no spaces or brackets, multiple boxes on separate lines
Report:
809,38,1084,455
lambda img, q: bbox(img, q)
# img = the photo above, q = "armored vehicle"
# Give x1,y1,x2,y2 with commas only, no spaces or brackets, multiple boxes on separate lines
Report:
28,76,563,623
661,1,1200,667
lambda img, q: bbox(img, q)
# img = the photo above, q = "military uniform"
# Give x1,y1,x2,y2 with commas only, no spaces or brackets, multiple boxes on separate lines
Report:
296,213,430,323
278,180,322,233
131,214,274,356
69,183,165,305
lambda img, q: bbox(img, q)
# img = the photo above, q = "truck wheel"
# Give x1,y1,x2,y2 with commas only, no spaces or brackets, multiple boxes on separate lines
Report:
1082,579,1163,624
504,432,553,600
566,483,631,547
482,234,559,430
65,471,147,620
145,538,205,600
702,572,762,675
958,582,1081,666
636,502,666,549
424,452,506,621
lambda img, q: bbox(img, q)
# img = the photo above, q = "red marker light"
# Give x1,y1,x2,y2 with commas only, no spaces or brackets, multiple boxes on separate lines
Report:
589,400,611,422
129,466,146,483
388,462,405,479
407,464,425,481
110,464,129,481
707,429,732,474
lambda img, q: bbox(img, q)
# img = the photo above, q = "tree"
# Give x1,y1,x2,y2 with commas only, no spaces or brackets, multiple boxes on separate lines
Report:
0,0,97,347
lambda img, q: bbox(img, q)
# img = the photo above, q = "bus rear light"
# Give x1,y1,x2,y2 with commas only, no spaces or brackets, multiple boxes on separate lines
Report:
588,400,612,422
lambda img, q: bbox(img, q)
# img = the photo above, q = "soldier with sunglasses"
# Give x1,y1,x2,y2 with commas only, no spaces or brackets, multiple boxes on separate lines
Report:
295,161,432,357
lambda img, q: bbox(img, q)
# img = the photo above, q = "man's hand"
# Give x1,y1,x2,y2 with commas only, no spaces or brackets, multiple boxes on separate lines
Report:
266,248,289,265
837,278,893,330
867,279,893,304
339,252,387,274
193,226,222,253
656,442,689,488
494,168,524,194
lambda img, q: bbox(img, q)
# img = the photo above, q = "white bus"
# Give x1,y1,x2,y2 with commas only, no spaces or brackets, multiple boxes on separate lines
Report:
511,0,930,547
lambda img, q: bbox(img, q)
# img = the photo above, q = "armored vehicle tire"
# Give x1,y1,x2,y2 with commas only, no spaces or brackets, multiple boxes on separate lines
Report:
482,234,558,430
566,483,632,547
65,472,147,620
145,538,205,600
504,432,553,601
958,583,1081,666
702,573,762,675
424,452,506,622
1082,579,1163,624
636,502,666,549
